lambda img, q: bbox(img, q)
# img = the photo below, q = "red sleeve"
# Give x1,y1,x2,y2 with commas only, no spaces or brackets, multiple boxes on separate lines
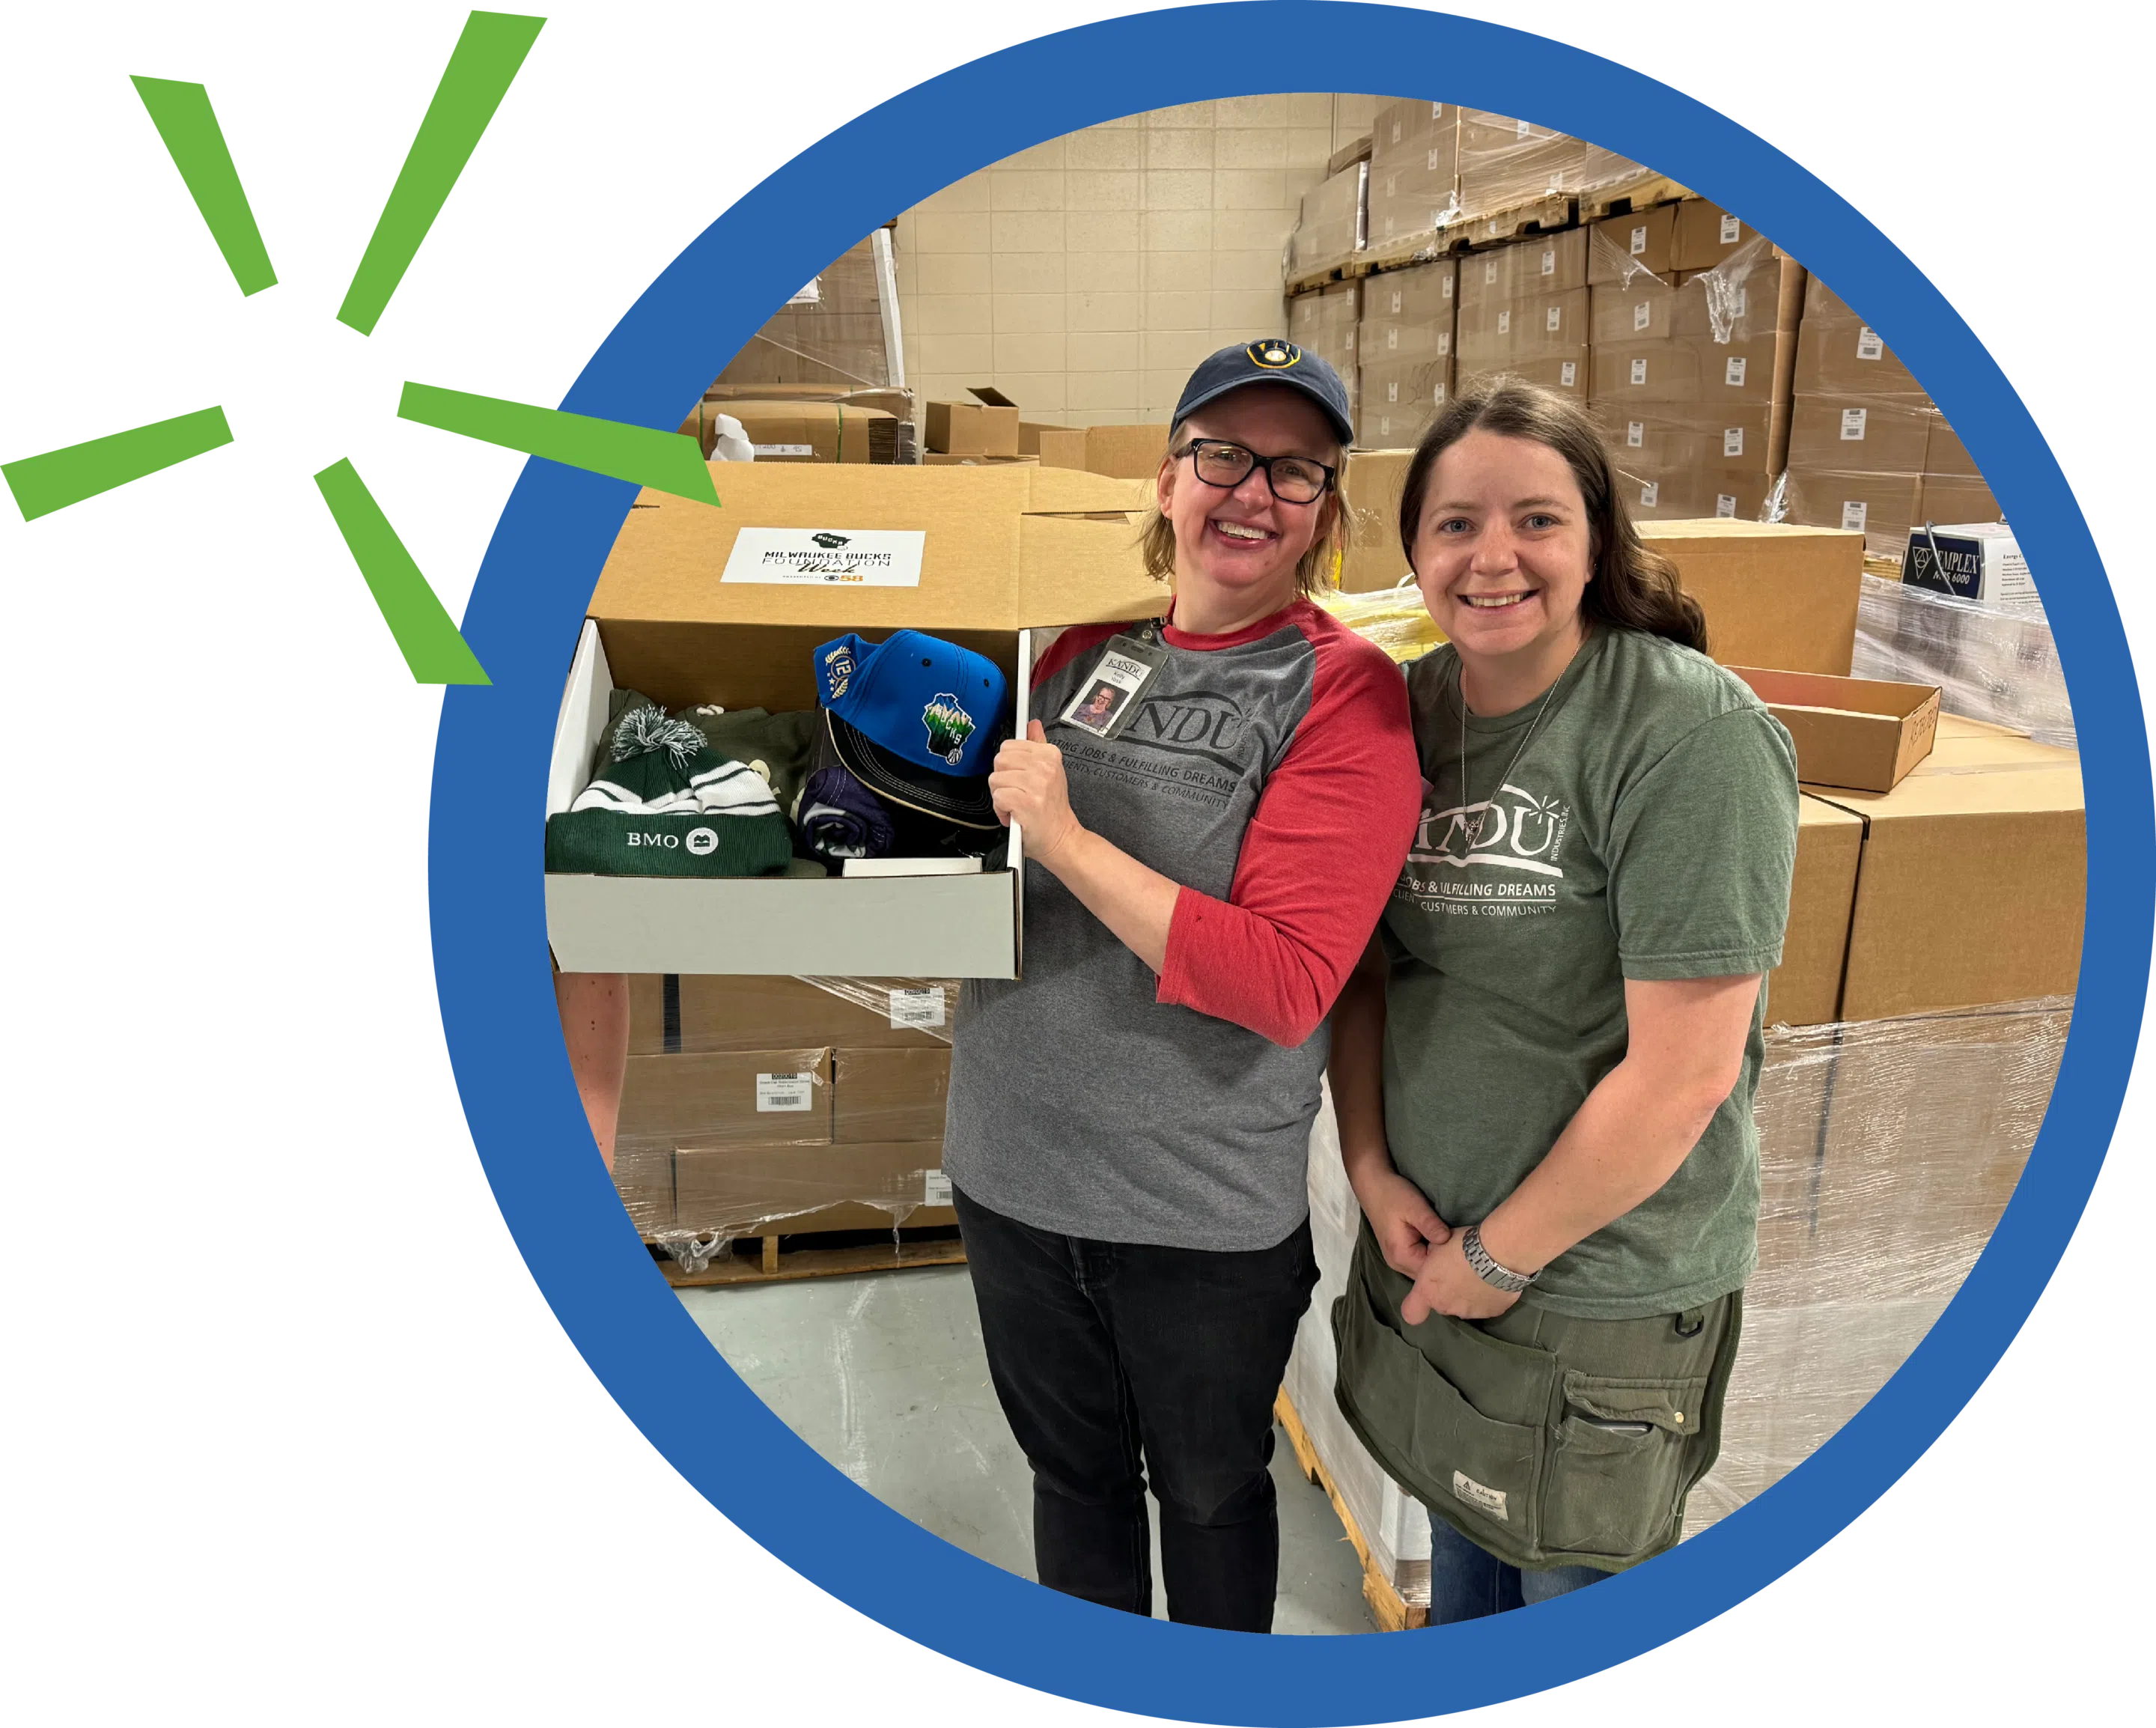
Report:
1155,616,1422,1048
1032,622,1124,690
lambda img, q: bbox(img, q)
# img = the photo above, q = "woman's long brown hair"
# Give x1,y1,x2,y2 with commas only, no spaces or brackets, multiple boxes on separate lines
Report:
1398,376,1709,654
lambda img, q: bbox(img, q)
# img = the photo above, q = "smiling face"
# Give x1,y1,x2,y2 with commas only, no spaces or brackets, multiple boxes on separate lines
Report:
1156,383,1338,623
1411,428,1595,682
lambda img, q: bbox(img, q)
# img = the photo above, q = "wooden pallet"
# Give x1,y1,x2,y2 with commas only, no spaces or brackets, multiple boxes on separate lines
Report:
1285,260,1351,296
659,1229,966,1287
1577,174,1696,224
1275,1387,1428,1632
1455,192,1576,248
1350,226,1467,278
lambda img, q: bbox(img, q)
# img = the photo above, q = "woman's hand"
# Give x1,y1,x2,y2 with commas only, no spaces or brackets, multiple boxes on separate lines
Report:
990,720,1084,871
1348,1161,1450,1280
1401,1235,1520,1324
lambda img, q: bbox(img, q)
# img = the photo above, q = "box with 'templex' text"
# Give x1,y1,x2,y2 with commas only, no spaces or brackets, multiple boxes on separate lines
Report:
1901,521,2034,603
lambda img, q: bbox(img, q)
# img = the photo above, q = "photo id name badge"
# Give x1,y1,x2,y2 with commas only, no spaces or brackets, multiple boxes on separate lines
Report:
1058,629,1169,740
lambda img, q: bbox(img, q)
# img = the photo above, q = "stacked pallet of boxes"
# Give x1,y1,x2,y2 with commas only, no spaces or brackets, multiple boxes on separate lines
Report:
1362,99,1459,264
1356,258,1457,446
1284,515,2082,1611
1586,203,1804,522
1285,158,1368,286
609,977,959,1261
1288,280,1363,431
1455,226,1590,398
1782,276,1997,565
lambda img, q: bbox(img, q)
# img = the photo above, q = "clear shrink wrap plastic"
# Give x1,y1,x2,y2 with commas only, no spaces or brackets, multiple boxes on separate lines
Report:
1287,161,1367,279
1850,573,2073,749
1315,580,1446,664
1285,997,2068,1604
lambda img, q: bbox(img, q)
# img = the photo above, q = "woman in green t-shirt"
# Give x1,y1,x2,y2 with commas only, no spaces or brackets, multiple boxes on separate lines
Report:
1326,377,1799,1619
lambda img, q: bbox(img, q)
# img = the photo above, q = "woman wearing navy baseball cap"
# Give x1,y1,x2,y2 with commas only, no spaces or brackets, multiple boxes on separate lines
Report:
940,341,1424,1631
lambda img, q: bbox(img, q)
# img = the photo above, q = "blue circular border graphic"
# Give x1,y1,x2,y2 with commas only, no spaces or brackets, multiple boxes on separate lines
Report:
431,6,2149,1721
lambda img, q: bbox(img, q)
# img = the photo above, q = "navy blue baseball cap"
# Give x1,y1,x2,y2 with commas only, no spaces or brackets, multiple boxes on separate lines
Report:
813,630,1009,827
1172,339,1356,447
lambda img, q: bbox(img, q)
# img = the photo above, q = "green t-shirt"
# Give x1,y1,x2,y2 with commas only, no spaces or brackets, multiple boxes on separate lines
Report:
1380,627,1799,1318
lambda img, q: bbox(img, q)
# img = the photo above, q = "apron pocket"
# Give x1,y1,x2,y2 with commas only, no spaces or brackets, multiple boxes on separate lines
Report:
1335,1268,1545,1551
1540,1369,1710,1561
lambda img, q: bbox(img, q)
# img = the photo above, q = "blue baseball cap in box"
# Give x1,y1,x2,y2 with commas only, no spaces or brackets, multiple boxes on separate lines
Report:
813,630,1009,827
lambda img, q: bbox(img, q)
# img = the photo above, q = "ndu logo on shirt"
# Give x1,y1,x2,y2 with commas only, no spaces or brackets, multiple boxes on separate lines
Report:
1399,779,1571,917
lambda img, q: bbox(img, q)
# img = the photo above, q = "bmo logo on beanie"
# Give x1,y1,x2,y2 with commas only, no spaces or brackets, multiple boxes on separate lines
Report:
684,828,719,857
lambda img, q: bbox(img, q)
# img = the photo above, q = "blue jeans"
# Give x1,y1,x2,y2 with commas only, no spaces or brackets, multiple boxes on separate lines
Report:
1425,1512,1607,1621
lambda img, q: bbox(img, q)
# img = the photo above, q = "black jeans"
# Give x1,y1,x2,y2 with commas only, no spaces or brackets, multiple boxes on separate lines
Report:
952,1185,1319,1631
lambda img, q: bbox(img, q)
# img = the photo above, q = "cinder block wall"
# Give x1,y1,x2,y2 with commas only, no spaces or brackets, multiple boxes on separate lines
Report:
895,95,1382,428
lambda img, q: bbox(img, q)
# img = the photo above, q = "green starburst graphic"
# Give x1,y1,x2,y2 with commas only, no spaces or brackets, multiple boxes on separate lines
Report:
0,10,717,686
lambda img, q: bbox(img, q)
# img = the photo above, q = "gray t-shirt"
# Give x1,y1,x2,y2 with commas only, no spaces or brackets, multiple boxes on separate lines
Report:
1380,627,1799,1318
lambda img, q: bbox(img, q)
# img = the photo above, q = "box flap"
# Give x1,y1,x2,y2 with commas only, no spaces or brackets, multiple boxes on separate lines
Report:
1727,666,1939,721
969,386,1019,408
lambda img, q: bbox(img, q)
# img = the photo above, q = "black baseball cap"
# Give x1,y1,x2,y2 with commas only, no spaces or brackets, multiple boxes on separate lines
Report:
1171,339,1356,447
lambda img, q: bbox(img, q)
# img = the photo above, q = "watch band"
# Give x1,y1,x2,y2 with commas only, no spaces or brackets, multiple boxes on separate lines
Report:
1462,1223,1535,1294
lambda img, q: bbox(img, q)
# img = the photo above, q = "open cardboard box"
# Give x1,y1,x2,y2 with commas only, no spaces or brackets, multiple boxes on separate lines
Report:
546,463,1162,977
1729,667,1941,792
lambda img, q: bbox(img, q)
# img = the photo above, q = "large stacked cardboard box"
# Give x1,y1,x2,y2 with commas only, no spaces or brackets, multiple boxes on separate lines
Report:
1455,110,1589,229
1289,280,1362,430
1355,258,1457,446
1454,227,1590,398
1287,160,1367,279
1782,276,1997,565
1587,218,1804,523
1363,98,1459,254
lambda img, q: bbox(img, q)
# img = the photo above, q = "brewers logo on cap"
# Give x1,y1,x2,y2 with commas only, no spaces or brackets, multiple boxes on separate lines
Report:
1248,339,1302,369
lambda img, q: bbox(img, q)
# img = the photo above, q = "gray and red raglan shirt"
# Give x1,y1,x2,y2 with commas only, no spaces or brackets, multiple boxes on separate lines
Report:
943,598,1423,1252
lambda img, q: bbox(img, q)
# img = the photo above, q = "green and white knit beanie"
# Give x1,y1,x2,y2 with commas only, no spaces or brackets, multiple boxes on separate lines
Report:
545,705,794,878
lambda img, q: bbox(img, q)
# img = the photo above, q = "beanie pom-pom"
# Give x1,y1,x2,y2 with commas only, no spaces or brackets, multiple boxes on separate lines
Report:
612,705,707,770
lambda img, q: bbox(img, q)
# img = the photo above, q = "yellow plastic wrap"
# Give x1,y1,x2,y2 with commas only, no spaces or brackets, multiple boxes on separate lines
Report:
1285,995,2069,1604
1314,582,1446,663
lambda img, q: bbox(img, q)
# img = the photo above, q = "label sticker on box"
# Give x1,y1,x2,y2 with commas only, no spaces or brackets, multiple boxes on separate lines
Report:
1720,213,1742,243
1428,147,1443,171
1630,225,1648,255
1559,361,1577,386
1437,331,1451,354
1857,326,1885,360
1484,259,1499,284
1386,381,1400,402
1515,117,1532,137
1434,380,1449,405
1443,276,1454,300
1546,305,1562,332
756,1072,815,1112
1390,289,1403,314
1431,102,1445,118
1497,309,1511,334
888,988,946,1031
1626,421,1644,448
788,278,822,305
1725,356,1747,386
1633,300,1652,332
1840,407,1869,441
1639,481,1659,508
752,443,815,457
1630,357,1648,385
722,527,927,588
1716,493,1738,518
922,1169,954,1207
1541,247,1556,276
1841,500,1869,531
1487,218,1501,237
1723,427,1745,457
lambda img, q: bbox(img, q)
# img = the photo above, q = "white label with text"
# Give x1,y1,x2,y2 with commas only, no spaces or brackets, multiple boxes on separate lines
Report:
888,988,946,1030
756,1073,815,1112
722,527,926,587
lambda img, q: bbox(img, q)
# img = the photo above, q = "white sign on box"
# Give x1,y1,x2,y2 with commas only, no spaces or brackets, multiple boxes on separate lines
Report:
722,528,927,587
756,1072,816,1112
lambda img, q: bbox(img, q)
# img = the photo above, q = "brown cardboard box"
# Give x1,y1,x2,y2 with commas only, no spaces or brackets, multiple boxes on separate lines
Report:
618,1048,834,1149
1672,201,1764,271
1729,669,1942,791
612,1143,675,1235
1672,249,1804,345
1792,316,1928,400
1289,161,1368,274
1457,112,1589,215
1785,395,1937,474
925,387,1021,456
1458,231,1589,309
1357,357,1452,446
1084,423,1171,480
921,452,1038,466
1591,279,1678,344
1455,288,1589,365
1781,466,1927,560
1588,205,1678,284
1922,418,1982,480
674,1141,953,1236
716,400,893,464
1365,98,1459,244
1021,423,1089,468
1638,520,1863,675
1678,335,1790,411
1811,717,2085,1020
1917,472,2002,524
1361,258,1457,323
1589,339,1698,404
627,975,958,1056
833,1047,951,1143
1336,448,1416,592
1774,794,1865,1026
1458,350,1586,395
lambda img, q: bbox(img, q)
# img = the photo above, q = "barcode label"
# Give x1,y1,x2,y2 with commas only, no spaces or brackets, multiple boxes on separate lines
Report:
1626,421,1645,447
756,1072,815,1112
1857,326,1884,360
1716,493,1738,518
1840,407,1869,440
1720,213,1741,243
1443,276,1454,299
1390,290,1403,314
1723,427,1744,457
1387,327,1399,350
1630,357,1648,384
1386,380,1399,402
1546,305,1562,331
1391,119,1404,143
1437,331,1451,354
1434,380,1449,404
1497,309,1511,333
1639,481,1660,508
1428,147,1443,171
754,443,815,456
1559,361,1577,386
1633,300,1652,332
923,1169,954,1206
1484,259,1499,283
1841,500,1869,531
1541,247,1556,275
1725,356,1747,386
888,987,945,1030
1431,102,1444,118
1630,225,1648,255
1516,117,1532,136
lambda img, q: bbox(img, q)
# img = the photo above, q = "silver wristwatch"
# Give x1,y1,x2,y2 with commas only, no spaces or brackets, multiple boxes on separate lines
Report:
1462,1223,1535,1294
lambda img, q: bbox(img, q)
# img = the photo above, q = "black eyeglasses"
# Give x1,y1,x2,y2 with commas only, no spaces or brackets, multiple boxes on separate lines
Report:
1178,439,1337,505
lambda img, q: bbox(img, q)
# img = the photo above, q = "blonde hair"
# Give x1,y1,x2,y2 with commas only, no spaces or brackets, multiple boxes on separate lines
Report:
1136,436,1350,600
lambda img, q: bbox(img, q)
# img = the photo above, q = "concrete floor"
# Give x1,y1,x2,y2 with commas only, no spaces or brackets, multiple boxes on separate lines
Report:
677,1262,1378,1634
